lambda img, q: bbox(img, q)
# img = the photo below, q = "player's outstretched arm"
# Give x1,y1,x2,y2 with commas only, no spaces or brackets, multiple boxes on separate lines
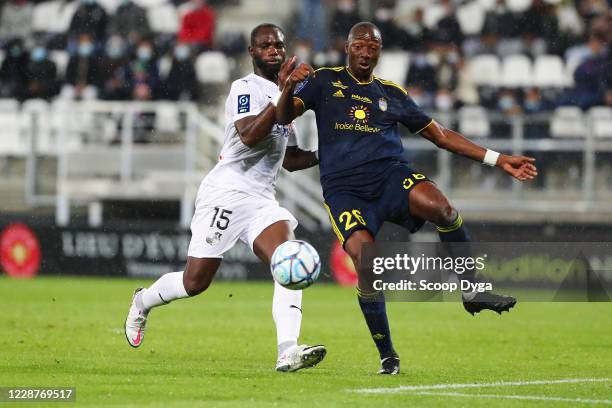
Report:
420,121,538,182
275,57,313,125
234,105,277,148
282,146,319,172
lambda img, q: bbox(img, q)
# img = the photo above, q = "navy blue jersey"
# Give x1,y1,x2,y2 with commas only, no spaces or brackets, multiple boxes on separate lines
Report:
294,66,433,198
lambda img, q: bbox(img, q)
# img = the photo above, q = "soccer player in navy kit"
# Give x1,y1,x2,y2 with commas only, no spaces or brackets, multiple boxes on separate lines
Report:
275,22,538,375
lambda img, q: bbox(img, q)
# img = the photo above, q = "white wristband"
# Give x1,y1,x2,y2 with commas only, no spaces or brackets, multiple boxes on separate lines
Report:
270,89,282,107
314,150,319,160
483,149,500,166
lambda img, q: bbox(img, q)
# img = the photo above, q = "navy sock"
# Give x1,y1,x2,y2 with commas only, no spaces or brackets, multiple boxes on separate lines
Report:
357,291,397,359
437,215,476,285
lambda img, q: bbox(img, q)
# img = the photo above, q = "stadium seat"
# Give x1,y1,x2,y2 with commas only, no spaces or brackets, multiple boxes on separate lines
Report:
457,3,485,35
97,0,120,13
195,52,230,84
458,105,490,138
133,0,167,9
477,0,497,11
533,55,568,88
50,51,70,78
423,4,446,29
0,99,19,112
148,3,179,34
373,51,410,87
588,107,612,138
468,55,501,87
550,107,585,138
32,1,55,32
155,102,180,133
506,0,532,12
42,0,78,33
501,54,533,87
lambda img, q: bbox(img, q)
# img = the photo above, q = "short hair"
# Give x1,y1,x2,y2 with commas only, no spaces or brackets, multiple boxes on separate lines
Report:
250,23,284,46
348,22,382,43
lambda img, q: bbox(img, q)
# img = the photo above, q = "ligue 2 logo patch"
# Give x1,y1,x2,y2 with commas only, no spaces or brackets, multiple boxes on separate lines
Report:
237,94,250,114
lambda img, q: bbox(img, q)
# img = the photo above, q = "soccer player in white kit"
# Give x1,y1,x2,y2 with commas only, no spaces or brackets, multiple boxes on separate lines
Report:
124,24,326,372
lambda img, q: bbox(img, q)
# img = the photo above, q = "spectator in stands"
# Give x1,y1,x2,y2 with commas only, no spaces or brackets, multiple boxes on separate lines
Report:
520,0,559,56
297,0,327,53
372,0,411,50
100,35,131,100
436,47,460,92
523,88,554,113
497,89,522,116
406,8,433,50
128,38,160,141
558,23,609,109
405,50,437,95
177,0,215,52
482,0,516,39
0,0,33,46
565,16,609,70
160,44,199,101
329,0,362,52
62,33,104,100
435,0,463,47
0,39,28,100
25,45,59,100
107,0,151,46
128,39,161,98
68,0,108,44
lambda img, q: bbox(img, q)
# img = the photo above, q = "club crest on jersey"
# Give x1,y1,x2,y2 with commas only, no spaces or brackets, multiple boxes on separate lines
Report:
206,231,222,245
378,98,388,111
237,94,250,114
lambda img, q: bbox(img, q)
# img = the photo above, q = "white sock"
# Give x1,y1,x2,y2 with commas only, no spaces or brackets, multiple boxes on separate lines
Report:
141,271,189,311
272,281,302,357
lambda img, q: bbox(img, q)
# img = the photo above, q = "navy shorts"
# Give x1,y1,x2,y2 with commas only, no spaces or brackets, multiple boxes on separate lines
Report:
323,164,430,247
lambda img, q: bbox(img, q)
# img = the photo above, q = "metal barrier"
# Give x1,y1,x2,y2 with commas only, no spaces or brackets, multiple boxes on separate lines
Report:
12,103,612,229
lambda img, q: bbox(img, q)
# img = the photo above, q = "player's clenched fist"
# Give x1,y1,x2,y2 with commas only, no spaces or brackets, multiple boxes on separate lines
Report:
282,58,314,90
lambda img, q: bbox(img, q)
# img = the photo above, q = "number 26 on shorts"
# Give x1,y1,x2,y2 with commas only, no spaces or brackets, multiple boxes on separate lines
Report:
339,209,366,231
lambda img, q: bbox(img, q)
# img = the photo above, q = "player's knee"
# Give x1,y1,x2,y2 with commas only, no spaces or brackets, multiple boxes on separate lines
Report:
183,273,212,296
434,202,458,227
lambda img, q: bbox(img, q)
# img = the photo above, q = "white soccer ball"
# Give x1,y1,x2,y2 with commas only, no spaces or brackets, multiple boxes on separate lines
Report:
270,240,321,290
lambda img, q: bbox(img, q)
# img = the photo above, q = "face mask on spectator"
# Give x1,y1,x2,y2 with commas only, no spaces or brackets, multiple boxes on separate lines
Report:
524,99,540,111
436,93,454,111
174,45,190,61
338,0,355,13
78,42,94,57
10,45,22,58
137,46,152,61
446,52,459,65
31,47,46,62
414,54,428,68
499,96,515,110
107,44,123,59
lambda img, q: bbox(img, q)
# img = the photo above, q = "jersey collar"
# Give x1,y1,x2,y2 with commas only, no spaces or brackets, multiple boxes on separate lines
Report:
345,67,374,85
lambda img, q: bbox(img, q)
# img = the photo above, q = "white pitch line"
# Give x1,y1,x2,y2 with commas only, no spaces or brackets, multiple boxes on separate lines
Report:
414,391,612,405
353,378,612,394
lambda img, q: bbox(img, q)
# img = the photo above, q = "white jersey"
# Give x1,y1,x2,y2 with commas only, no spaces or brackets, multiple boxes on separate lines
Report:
202,73,297,199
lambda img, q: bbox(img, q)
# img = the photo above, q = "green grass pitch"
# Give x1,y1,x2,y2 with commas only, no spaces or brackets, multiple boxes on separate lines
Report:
1,276,611,407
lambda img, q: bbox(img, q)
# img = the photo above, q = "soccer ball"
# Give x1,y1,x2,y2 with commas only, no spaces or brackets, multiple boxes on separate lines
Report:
270,240,321,290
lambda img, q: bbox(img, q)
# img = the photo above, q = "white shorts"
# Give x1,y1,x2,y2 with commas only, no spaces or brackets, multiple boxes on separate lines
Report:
187,184,298,258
